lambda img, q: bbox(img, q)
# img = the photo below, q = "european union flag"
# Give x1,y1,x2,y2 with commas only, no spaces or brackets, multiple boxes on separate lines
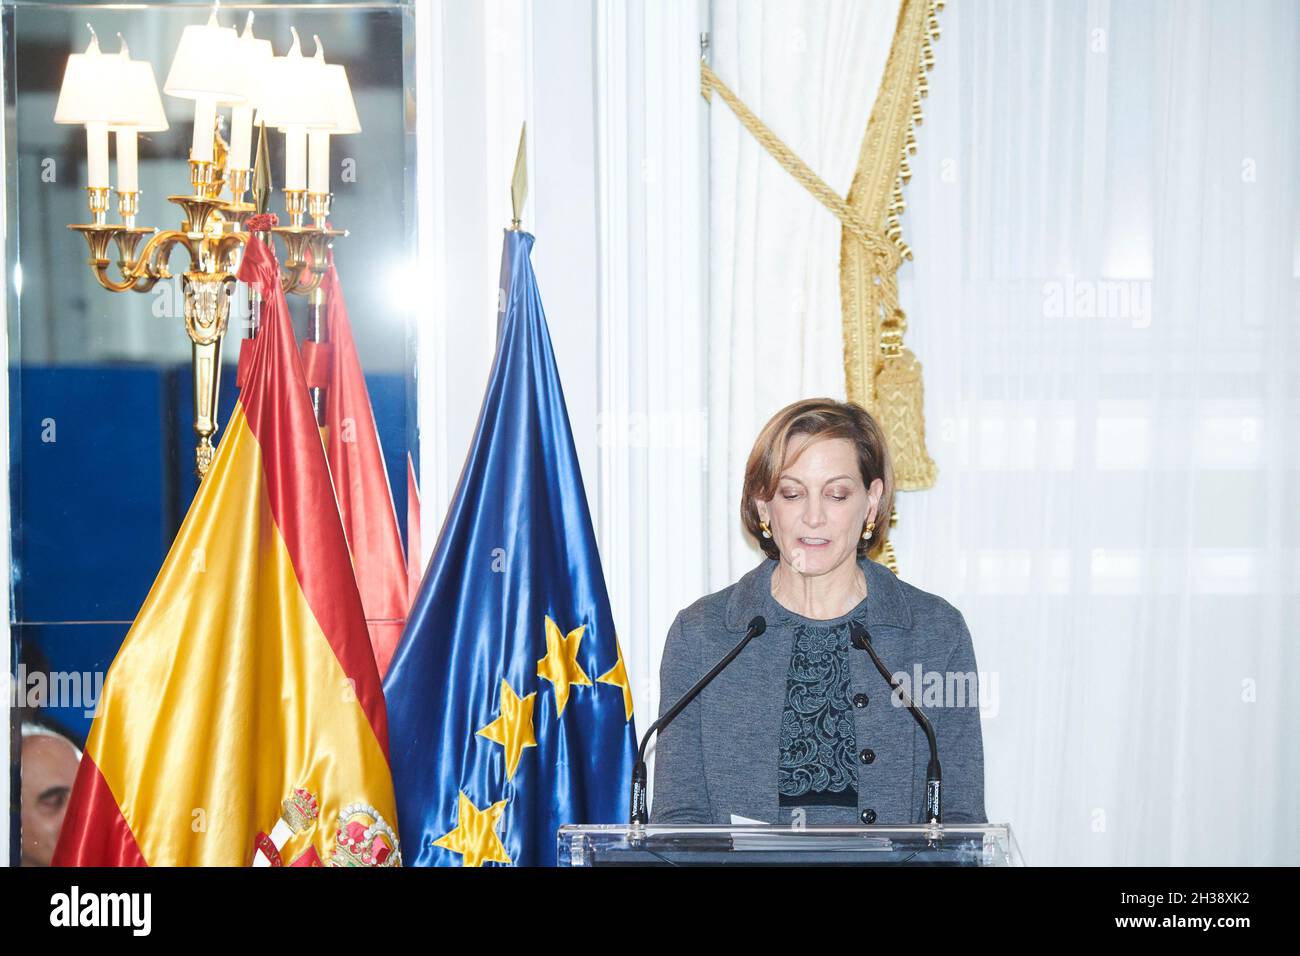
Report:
384,229,638,866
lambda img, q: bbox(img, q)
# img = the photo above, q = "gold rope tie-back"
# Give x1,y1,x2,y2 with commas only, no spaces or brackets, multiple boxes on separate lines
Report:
700,62,903,282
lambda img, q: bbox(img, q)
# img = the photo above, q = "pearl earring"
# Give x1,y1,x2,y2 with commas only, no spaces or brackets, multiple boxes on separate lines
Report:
862,520,876,541
760,520,772,539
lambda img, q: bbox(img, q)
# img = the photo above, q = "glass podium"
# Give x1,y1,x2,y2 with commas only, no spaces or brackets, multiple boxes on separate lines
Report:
558,823,1024,867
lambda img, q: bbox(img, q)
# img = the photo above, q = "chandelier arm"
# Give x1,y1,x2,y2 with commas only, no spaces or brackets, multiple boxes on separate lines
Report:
88,263,146,294
131,231,187,280
130,275,162,294
281,268,324,296
216,232,249,266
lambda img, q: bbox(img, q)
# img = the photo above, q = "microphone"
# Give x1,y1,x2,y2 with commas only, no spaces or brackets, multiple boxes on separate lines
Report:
848,619,942,825
630,615,767,825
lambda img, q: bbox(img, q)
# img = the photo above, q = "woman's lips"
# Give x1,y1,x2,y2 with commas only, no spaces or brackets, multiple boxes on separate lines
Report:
797,537,831,548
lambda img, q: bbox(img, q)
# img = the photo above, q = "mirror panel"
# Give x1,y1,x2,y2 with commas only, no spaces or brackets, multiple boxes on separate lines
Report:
5,0,417,866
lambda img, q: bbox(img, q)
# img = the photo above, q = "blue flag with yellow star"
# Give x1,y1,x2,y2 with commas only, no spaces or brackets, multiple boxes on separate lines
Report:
383,229,637,866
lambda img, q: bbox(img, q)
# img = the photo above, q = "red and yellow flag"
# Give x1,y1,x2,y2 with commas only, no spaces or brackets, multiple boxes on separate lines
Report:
305,261,409,676
53,229,400,867
406,452,423,608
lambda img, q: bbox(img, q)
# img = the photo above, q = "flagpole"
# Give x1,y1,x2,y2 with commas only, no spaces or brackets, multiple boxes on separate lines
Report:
307,286,327,424
301,116,328,423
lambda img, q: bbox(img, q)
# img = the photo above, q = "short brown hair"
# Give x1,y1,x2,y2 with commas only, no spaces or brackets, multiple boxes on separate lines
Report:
741,398,895,560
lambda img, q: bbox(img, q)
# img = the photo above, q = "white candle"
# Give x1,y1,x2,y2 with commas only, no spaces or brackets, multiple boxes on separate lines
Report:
308,130,329,194
191,95,215,163
115,128,138,193
230,104,253,172
86,122,109,188
285,126,306,191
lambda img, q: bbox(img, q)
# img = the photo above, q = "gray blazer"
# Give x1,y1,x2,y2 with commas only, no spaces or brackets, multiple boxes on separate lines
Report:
650,555,987,826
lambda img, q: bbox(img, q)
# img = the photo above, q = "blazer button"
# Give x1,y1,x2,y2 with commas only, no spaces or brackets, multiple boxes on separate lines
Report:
859,747,876,764
861,808,877,824
853,693,869,708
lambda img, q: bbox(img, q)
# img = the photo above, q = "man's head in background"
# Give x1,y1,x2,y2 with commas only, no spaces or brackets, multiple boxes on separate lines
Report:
19,722,81,866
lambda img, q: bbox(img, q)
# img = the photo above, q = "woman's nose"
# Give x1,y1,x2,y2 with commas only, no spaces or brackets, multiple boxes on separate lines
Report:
802,500,827,527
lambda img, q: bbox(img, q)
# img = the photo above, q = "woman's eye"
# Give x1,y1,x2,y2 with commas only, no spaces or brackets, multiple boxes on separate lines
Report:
781,492,800,500
829,494,847,501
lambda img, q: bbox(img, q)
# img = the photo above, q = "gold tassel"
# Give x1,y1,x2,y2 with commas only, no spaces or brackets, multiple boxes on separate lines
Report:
874,346,938,491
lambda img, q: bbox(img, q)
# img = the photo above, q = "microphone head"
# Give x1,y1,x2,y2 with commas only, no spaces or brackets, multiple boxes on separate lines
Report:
747,615,767,637
848,619,871,650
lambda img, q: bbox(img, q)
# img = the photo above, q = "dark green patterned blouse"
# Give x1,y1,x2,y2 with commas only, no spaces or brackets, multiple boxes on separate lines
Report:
771,594,867,809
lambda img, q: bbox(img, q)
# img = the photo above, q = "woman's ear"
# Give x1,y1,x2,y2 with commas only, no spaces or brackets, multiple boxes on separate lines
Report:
754,497,770,524
867,478,884,521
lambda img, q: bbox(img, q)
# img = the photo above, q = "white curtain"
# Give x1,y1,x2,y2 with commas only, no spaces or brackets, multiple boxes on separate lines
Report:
707,0,901,588
895,0,1300,864
414,0,711,745
592,1,712,732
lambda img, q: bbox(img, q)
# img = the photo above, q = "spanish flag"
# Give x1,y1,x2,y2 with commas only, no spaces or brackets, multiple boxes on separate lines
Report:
305,259,409,677
52,226,400,867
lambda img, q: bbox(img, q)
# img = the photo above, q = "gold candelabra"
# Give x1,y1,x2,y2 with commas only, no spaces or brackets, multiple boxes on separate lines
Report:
68,124,347,478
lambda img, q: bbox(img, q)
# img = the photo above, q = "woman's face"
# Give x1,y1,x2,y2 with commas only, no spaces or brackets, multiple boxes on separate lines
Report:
755,435,882,577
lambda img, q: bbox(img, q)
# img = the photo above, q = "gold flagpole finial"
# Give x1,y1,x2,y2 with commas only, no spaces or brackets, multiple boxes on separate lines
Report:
252,119,272,216
509,122,527,230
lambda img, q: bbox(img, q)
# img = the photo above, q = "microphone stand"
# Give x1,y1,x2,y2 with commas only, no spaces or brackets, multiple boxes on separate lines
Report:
629,615,767,828
848,620,942,826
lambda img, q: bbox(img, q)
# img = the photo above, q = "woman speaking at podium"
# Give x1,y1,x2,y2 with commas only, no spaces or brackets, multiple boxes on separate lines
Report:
650,398,986,827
